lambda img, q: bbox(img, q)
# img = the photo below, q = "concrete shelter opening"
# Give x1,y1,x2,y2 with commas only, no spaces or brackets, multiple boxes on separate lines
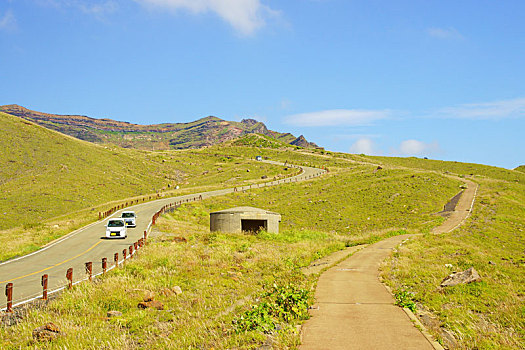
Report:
241,219,267,233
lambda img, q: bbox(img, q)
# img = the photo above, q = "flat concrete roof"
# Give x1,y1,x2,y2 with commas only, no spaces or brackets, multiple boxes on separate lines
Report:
211,206,280,215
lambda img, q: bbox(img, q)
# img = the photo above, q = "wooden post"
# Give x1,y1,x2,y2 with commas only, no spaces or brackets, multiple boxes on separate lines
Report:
85,262,93,281
5,283,13,312
66,268,73,289
41,274,48,300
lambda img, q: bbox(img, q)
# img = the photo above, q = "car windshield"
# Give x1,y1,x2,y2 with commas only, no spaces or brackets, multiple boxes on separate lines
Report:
122,212,135,218
108,220,124,227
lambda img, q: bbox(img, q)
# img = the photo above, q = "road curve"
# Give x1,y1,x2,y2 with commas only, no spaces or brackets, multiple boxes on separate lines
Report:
0,161,325,310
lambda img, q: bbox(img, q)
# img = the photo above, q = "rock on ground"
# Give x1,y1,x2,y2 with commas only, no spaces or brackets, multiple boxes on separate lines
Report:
138,300,164,310
440,267,481,287
107,311,122,318
32,323,60,342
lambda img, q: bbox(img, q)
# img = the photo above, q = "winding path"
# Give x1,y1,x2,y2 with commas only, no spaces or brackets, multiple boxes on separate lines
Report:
0,161,324,310
300,179,478,349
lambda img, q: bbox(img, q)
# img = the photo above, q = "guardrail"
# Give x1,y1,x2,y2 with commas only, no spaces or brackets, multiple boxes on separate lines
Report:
1,162,327,312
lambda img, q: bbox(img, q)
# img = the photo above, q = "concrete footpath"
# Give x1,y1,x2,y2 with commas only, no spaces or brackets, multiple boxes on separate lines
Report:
300,179,478,349
300,234,435,349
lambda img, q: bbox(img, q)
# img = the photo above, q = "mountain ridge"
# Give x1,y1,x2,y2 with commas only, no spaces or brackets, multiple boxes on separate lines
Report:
0,104,319,150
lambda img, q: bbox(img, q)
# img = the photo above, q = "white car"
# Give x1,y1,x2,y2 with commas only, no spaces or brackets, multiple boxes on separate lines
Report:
121,211,137,227
105,218,127,239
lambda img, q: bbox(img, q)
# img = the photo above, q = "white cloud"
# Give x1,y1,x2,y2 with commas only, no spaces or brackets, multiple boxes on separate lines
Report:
37,0,118,16
427,27,464,40
0,9,16,30
78,1,118,15
284,109,390,127
349,138,380,155
135,0,279,36
435,97,525,120
393,139,440,156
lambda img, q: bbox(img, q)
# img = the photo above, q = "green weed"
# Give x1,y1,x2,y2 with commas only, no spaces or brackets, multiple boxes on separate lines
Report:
394,290,417,312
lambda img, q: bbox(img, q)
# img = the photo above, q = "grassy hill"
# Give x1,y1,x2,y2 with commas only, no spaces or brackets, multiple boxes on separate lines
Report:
0,104,318,150
0,112,285,260
0,122,523,348
0,143,466,348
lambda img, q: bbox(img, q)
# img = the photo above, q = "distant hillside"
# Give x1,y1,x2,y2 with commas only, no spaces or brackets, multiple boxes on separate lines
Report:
0,111,183,230
0,110,286,239
0,104,318,150
515,165,525,173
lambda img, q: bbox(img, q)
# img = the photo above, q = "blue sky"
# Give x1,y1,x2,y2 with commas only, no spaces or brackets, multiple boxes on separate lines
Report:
1,0,523,168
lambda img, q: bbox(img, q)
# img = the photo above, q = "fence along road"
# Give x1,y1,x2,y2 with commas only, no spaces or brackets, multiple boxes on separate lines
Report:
0,161,325,310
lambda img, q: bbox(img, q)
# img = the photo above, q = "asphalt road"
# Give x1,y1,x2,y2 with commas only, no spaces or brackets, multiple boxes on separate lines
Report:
0,161,325,310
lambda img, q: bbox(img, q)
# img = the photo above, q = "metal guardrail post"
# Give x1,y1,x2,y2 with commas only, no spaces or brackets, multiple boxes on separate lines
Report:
41,274,48,300
6,283,13,312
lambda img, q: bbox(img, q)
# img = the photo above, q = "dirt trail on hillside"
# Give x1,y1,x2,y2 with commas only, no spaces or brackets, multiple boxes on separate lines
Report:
300,180,478,349
432,179,478,234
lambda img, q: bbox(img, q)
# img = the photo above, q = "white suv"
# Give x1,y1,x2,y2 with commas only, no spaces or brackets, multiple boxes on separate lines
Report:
121,211,137,227
106,218,127,239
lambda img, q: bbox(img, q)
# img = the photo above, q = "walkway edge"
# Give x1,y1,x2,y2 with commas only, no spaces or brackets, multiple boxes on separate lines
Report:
383,284,445,350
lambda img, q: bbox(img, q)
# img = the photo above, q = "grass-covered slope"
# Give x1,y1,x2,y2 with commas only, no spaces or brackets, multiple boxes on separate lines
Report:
379,161,525,348
0,145,466,349
0,113,286,260
367,155,525,182
231,133,292,149
0,111,182,229
1,124,522,348
175,167,461,235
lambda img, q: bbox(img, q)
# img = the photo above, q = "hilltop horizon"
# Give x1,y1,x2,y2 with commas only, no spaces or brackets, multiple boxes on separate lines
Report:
0,104,318,151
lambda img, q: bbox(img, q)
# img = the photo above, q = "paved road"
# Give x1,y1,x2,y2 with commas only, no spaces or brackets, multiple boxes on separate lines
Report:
0,161,325,310
300,179,478,349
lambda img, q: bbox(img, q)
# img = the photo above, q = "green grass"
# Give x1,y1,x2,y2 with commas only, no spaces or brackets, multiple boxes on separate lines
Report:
0,146,462,348
232,133,290,149
0,221,348,349
382,177,525,349
0,113,286,261
366,155,525,182
169,166,461,235
3,112,523,348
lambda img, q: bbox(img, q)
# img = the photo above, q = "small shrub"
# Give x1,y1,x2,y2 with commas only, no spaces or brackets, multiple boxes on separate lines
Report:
394,290,416,312
233,284,311,333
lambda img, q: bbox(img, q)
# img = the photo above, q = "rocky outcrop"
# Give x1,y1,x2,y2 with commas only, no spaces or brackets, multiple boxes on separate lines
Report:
290,135,318,148
0,105,319,150
440,267,481,287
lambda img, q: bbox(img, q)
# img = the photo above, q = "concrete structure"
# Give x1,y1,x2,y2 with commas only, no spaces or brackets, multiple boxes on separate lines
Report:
210,206,281,233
